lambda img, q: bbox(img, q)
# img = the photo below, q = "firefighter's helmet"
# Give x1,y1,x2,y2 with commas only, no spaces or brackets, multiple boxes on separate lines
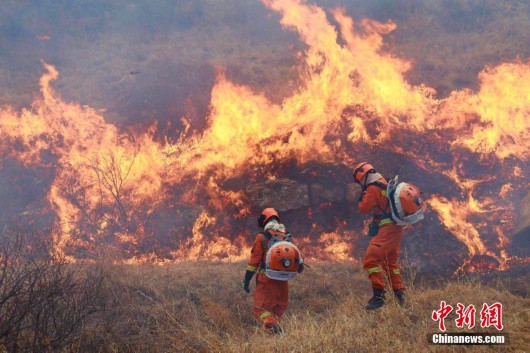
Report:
258,208,280,228
353,162,376,184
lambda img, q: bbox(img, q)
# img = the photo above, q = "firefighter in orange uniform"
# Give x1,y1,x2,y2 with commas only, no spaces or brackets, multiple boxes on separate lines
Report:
353,162,406,310
242,208,303,334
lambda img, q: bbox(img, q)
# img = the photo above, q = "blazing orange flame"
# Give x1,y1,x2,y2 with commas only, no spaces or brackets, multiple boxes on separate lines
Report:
0,0,528,269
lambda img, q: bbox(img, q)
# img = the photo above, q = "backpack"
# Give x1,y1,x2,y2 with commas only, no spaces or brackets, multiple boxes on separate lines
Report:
386,175,425,226
260,232,302,281
369,175,425,229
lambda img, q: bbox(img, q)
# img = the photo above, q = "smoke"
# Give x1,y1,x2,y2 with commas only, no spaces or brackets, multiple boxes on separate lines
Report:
0,0,299,132
1,0,529,128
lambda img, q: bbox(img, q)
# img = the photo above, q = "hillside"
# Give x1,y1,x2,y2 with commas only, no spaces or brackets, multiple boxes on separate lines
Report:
1,0,529,126
0,1,529,351
4,261,526,352
95,262,530,352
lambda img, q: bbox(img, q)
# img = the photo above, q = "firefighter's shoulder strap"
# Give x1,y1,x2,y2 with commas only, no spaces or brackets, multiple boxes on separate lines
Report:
259,231,271,271
370,181,393,226
372,181,388,196
260,231,293,250
259,231,271,252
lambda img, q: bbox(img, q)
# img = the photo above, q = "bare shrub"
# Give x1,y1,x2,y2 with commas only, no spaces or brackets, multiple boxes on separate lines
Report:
0,230,104,353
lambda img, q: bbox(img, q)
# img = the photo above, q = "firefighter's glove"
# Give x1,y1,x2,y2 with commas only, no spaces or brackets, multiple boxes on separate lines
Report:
243,270,255,293
297,258,304,273
243,281,250,293
297,263,304,273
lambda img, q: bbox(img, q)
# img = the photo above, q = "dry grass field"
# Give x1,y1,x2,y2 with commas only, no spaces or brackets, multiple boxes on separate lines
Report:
72,261,528,353
0,232,528,352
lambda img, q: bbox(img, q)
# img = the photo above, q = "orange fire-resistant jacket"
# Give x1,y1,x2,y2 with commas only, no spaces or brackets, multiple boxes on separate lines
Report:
359,179,405,290
246,231,288,327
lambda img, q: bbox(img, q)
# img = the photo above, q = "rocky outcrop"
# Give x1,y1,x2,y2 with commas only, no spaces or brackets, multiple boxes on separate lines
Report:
245,176,362,212
309,183,343,203
246,178,309,212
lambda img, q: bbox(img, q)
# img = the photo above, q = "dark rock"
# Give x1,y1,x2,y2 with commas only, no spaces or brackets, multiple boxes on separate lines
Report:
309,182,346,205
246,178,309,212
510,191,530,257
346,183,362,203
280,209,313,236
510,229,530,257
402,212,469,276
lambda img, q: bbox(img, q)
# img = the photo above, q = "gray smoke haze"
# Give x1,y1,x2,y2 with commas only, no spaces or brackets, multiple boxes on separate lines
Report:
1,0,529,133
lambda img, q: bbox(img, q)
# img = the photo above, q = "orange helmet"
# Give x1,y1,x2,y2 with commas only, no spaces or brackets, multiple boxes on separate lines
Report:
258,207,280,227
398,183,423,215
267,241,301,273
353,162,376,184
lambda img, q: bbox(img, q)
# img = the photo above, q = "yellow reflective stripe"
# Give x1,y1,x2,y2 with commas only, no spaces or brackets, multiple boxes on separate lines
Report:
258,268,266,274
393,269,400,275
246,265,257,272
259,311,273,321
367,267,383,274
378,218,393,227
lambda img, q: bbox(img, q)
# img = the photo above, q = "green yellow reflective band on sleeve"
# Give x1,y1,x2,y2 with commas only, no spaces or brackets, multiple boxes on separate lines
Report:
367,267,383,274
393,269,400,275
246,265,257,272
259,311,273,321
378,218,393,227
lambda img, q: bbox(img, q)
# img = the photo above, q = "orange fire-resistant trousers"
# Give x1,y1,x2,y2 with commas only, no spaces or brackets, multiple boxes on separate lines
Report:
253,273,288,327
363,223,405,290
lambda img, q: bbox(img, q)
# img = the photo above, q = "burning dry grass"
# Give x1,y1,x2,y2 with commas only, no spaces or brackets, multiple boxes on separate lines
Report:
75,261,529,353
2,0,529,266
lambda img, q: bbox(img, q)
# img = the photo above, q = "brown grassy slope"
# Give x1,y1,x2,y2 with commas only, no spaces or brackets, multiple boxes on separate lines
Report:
2,0,529,123
86,262,529,353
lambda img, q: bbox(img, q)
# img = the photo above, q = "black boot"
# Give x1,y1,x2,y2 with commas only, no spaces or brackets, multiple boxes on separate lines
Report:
365,288,386,310
394,289,405,306
268,324,283,334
